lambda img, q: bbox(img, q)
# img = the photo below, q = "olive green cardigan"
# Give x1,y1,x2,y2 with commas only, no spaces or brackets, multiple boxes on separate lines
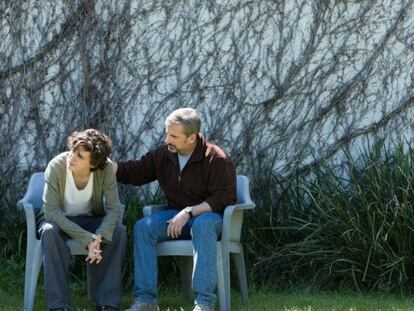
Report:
43,152,121,248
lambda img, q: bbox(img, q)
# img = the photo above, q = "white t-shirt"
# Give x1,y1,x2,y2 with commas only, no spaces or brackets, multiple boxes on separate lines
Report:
63,168,94,216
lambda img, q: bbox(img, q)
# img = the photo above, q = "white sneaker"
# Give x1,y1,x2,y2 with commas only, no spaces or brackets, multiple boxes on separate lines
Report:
124,301,158,311
192,303,213,311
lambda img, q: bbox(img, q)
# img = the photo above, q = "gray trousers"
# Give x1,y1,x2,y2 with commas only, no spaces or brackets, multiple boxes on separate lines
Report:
39,215,126,309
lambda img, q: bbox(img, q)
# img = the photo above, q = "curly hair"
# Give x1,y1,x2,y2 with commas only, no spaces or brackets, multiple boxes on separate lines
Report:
67,129,113,171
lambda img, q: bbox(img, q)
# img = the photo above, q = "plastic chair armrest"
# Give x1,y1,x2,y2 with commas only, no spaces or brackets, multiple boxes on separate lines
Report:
143,205,167,216
233,201,256,211
19,201,38,245
119,203,125,224
221,201,255,243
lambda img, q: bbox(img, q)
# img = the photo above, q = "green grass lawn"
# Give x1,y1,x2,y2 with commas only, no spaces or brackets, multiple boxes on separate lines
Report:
3,285,414,311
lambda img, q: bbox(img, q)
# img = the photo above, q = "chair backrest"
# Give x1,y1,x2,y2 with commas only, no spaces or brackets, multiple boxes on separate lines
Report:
236,175,252,205
226,175,254,242
21,172,45,210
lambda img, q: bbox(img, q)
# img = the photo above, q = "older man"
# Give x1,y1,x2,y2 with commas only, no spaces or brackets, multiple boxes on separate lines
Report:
115,108,236,311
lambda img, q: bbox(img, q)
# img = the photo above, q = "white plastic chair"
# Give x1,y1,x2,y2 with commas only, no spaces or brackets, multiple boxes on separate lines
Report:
17,172,124,311
143,175,255,311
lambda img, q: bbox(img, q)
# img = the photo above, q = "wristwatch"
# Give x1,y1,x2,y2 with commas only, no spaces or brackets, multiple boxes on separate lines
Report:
184,206,193,218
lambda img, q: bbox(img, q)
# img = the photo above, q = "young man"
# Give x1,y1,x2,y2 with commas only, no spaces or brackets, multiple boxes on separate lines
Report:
115,108,236,311
40,129,126,311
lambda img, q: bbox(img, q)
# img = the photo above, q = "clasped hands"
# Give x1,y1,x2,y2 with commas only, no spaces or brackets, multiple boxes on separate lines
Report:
86,234,102,264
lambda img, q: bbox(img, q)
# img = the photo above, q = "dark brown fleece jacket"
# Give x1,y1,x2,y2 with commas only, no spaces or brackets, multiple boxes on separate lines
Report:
116,134,236,213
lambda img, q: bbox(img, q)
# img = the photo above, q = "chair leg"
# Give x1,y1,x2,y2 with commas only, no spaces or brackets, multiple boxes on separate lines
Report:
24,241,42,311
178,256,193,300
217,245,232,311
232,247,249,304
216,246,227,311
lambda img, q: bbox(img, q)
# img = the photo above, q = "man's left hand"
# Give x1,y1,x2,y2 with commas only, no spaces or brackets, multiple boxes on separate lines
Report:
167,210,190,239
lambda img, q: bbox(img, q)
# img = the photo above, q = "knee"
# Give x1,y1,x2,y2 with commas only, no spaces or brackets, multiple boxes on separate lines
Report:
191,214,221,238
39,222,64,248
39,222,60,240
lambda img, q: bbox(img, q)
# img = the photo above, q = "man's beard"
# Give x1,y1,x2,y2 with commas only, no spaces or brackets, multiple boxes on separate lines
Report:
167,144,178,153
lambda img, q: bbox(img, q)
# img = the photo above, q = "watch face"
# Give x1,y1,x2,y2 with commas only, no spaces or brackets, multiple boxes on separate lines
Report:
185,207,192,216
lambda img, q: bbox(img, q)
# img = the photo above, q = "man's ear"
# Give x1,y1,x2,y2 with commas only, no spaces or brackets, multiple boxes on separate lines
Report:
189,133,197,144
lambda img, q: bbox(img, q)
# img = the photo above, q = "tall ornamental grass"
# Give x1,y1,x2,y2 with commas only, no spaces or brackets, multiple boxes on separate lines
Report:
248,142,414,292
0,151,25,262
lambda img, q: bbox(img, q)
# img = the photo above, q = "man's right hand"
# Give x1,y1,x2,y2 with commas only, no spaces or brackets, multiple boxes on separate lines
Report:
167,210,190,239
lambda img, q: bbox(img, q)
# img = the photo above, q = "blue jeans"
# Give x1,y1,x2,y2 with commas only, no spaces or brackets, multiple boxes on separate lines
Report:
133,209,223,307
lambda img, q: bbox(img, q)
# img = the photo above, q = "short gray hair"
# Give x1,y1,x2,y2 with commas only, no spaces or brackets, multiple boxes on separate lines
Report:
165,108,201,137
